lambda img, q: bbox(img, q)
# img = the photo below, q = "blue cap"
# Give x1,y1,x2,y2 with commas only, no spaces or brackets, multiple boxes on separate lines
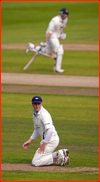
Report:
32,96,42,103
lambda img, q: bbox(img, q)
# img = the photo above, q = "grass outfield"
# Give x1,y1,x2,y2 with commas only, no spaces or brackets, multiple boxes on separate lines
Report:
1,50,99,76
1,93,99,166
1,92,99,180
1,1,99,181
1,170,99,181
1,1,99,44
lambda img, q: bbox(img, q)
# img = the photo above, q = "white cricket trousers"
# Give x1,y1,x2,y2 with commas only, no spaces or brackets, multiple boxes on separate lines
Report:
46,37,60,53
46,37,64,71
32,134,59,167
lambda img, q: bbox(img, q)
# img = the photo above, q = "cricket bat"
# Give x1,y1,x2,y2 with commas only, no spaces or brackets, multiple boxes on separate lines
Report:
23,48,41,70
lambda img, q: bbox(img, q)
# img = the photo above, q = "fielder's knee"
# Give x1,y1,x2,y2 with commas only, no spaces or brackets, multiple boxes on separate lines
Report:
32,158,40,167
32,159,38,167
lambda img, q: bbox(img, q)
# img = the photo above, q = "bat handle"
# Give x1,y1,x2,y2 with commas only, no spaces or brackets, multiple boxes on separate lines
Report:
37,48,41,53
35,48,41,55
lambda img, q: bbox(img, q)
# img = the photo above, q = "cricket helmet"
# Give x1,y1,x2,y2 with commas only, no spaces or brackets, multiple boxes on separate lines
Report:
60,8,69,16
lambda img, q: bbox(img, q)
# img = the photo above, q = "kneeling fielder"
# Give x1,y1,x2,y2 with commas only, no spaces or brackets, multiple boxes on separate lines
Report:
23,96,70,166
25,8,69,73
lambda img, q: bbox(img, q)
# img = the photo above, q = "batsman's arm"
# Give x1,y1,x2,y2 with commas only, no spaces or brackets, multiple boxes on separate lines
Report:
45,33,52,42
46,19,55,41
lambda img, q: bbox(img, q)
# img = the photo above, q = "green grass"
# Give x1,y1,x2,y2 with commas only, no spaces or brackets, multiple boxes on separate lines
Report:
1,1,99,181
1,92,99,180
1,50,99,76
1,1,99,44
1,92,99,166
1,170,99,181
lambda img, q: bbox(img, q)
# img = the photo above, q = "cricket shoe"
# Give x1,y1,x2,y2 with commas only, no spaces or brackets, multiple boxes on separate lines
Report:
62,149,70,165
25,43,35,54
53,66,64,73
56,150,65,166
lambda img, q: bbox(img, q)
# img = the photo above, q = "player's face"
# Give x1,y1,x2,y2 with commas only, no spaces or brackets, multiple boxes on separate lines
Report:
62,14,68,20
32,103,42,112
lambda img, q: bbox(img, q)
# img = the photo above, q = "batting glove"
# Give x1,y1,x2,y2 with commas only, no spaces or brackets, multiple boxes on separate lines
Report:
60,32,66,40
40,42,47,47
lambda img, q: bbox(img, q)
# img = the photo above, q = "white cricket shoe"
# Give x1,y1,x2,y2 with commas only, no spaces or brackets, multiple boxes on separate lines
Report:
53,67,64,73
25,43,35,54
56,69,64,73
56,150,65,166
65,155,70,165
62,149,70,165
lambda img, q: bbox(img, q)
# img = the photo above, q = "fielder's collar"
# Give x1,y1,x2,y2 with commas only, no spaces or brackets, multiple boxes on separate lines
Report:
32,106,43,115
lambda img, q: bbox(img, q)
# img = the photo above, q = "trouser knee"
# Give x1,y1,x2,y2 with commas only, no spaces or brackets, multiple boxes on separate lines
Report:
57,44,64,55
32,158,40,167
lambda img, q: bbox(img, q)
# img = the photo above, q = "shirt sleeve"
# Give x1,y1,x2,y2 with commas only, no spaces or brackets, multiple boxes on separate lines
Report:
64,18,68,28
47,20,55,34
30,129,39,140
34,120,36,129
41,112,53,130
44,128,53,143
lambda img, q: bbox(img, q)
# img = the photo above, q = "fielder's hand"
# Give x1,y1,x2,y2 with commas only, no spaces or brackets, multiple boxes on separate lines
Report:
38,142,47,154
23,138,32,149
60,32,66,40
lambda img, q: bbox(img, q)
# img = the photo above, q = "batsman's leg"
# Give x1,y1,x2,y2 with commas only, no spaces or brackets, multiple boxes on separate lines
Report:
47,38,64,73
25,43,41,54
25,43,35,54
55,44,64,73
53,54,57,72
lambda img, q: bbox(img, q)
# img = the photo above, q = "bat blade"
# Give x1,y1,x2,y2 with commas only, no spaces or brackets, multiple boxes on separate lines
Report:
23,53,38,70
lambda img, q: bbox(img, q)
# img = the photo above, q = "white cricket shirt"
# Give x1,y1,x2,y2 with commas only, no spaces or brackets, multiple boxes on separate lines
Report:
32,106,57,140
46,15,68,38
